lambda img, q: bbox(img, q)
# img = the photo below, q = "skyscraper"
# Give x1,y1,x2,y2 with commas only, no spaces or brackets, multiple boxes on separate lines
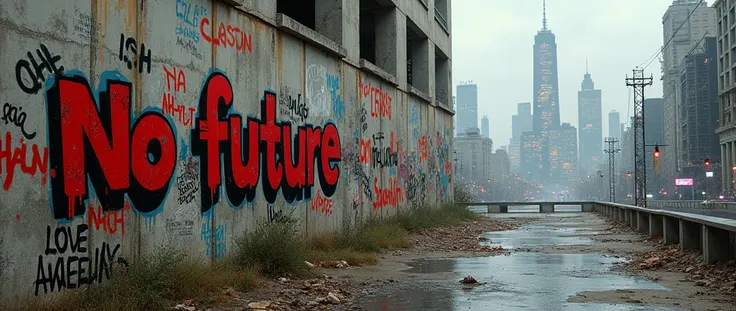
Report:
520,132,542,178
512,102,533,141
679,36,720,197
456,83,478,135
550,123,578,182
578,66,602,173
510,102,532,173
481,114,490,138
661,0,716,187
533,1,560,180
608,110,621,141
644,98,665,197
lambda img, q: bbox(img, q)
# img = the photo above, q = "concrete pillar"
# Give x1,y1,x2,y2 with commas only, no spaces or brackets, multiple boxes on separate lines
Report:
624,209,629,224
637,211,649,233
582,203,594,212
679,220,702,250
629,210,637,228
375,7,405,82
540,203,554,213
649,214,663,237
703,225,733,264
663,216,680,245
487,205,500,213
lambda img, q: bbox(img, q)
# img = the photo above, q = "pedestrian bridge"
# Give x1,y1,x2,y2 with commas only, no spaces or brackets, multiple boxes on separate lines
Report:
462,201,736,265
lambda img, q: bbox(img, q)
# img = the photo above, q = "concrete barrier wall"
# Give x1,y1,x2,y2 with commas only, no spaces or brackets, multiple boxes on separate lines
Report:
0,0,454,302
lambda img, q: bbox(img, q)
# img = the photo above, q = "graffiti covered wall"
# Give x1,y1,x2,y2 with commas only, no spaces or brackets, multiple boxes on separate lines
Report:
0,0,454,302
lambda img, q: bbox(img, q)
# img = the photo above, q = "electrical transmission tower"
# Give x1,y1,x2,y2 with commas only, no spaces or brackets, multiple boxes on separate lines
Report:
625,68,653,207
604,137,621,203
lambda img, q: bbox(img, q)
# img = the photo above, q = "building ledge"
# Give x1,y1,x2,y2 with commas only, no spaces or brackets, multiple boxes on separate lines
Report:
276,13,347,59
418,0,429,10
716,124,735,134
437,101,455,115
359,59,399,86
409,85,431,103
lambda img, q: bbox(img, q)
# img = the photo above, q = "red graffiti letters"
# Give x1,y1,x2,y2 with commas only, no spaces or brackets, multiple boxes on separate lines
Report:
199,17,252,55
87,200,129,236
310,189,333,216
191,72,341,213
0,131,48,190
417,135,429,163
162,65,196,126
372,177,403,210
359,139,372,165
163,65,187,93
45,72,177,220
360,80,392,120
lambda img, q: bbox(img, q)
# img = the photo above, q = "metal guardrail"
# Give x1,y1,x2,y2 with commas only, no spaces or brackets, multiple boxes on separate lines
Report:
647,200,736,210
596,202,736,264
465,200,736,264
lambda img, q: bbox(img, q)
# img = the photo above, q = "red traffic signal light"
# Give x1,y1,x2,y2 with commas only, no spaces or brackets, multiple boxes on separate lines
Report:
653,145,661,158
704,158,711,167
732,165,736,173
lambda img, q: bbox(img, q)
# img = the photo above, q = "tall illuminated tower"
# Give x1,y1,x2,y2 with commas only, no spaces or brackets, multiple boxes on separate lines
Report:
533,0,560,180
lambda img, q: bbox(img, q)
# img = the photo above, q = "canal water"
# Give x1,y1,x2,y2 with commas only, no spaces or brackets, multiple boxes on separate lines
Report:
356,213,681,311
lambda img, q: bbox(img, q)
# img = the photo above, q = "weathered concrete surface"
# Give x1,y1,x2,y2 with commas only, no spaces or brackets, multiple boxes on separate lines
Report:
0,0,453,303
327,213,736,310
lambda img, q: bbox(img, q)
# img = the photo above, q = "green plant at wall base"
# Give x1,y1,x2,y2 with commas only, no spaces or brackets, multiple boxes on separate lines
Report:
13,248,259,311
235,220,309,276
453,183,476,203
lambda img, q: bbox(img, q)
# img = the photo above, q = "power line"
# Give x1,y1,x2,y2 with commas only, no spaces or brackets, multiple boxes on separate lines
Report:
642,0,705,70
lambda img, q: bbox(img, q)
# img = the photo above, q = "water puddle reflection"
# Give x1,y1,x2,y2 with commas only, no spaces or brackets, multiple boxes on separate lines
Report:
361,253,676,311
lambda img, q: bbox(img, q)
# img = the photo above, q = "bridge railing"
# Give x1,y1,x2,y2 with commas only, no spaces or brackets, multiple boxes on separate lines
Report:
647,200,736,210
594,202,736,265
459,201,736,265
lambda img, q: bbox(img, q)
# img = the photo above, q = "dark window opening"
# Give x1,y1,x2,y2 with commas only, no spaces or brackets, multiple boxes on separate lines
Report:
407,19,429,93
359,0,381,64
277,0,316,30
435,46,450,106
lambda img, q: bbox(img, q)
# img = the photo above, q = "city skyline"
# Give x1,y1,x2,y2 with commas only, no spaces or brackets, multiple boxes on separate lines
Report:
452,0,671,146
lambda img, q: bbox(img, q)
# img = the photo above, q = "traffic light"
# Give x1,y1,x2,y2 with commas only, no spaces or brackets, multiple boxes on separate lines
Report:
704,158,711,167
732,165,736,173
653,145,661,158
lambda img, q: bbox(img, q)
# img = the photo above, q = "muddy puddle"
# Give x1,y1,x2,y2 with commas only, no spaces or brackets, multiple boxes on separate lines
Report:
355,213,683,311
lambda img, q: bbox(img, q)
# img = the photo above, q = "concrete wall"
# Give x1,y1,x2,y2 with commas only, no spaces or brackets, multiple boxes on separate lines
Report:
0,0,454,302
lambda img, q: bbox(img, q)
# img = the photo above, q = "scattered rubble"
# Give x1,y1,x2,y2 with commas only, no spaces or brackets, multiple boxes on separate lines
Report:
247,300,271,310
625,242,736,295
312,260,349,269
460,276,478,284
411,217,516,253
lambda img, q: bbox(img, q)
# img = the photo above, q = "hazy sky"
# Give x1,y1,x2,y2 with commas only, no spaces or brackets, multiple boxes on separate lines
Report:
451,0,677,147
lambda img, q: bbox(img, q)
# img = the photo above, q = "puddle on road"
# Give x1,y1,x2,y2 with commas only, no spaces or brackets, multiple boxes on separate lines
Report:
357,214,680,311
480,226,595,249
361,253,675,311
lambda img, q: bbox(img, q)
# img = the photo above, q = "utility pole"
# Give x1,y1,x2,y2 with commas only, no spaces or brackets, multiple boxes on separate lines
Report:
626,68,653,208
604,137,621,202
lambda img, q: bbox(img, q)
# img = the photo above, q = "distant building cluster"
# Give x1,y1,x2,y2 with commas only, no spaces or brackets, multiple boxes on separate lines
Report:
452,0,725,201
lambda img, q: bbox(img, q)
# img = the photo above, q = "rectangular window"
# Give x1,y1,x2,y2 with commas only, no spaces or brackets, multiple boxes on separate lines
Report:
359,0,397,75
277,0,344,45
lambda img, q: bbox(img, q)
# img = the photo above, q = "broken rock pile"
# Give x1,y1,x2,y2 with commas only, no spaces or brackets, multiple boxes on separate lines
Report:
627,243,736,294
411,217,515,252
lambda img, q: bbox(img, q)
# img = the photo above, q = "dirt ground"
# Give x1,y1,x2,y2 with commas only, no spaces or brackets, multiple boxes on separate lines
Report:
209,212,736,311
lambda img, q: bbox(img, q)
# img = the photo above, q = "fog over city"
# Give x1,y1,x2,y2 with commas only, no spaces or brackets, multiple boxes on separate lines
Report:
452,0,672,146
